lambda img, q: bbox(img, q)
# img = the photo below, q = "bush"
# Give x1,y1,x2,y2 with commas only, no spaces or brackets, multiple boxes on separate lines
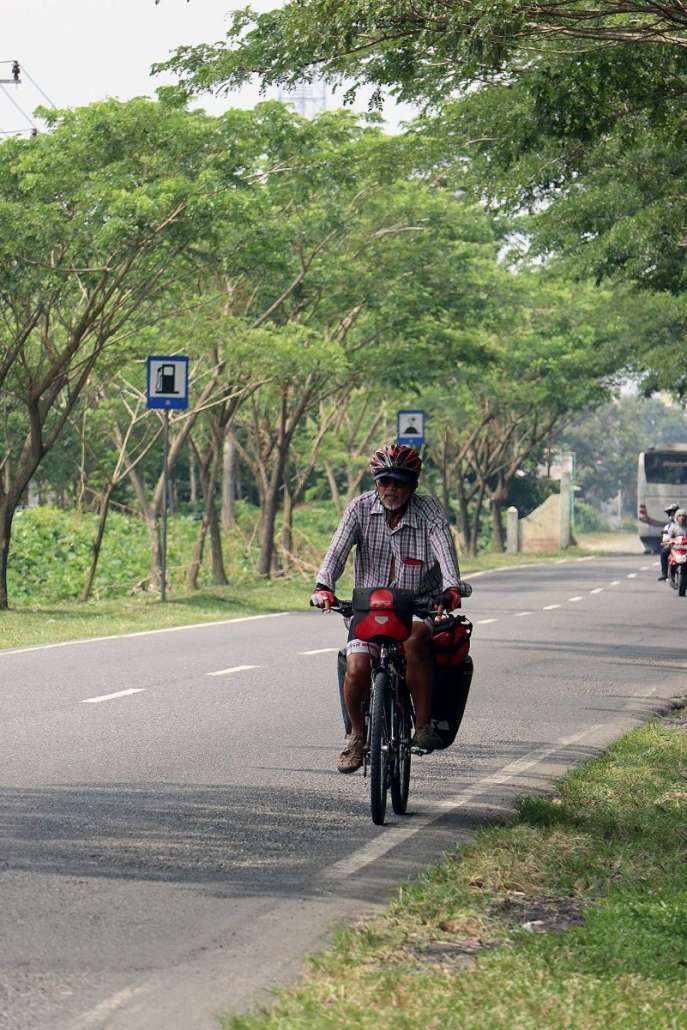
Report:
574,500,611,533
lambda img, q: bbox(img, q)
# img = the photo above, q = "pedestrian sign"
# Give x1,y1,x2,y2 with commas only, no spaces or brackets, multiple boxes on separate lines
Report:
397,409,425,446
146,356,189,410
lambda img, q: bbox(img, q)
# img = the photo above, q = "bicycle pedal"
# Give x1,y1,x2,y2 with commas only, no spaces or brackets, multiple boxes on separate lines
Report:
411,745,428,755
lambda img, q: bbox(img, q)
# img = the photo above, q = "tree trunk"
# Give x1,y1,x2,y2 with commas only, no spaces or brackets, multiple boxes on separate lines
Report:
187,503,211,590
222,431,237,528
189,450,197,507
468,482,487,557
281,467,294,557
259,444,289,577
324,461,343,516
208,484,228,585
491,497,505,553
81,481,115,601
0,501,14,610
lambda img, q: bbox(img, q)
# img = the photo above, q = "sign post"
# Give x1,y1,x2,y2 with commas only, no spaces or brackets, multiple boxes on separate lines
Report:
146,356,189,601
397,409,425,447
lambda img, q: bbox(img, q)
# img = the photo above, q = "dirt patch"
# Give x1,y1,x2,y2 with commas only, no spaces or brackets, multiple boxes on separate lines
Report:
490,893,587,934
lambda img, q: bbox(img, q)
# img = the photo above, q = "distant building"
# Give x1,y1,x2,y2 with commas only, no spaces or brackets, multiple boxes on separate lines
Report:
278,79,327,118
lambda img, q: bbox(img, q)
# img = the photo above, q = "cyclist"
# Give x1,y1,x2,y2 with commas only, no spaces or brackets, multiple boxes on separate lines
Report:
311,443,463,773
658,503,679,580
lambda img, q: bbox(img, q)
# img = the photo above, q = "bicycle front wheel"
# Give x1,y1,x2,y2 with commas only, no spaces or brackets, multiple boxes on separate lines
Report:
369,670,391,826
391,690,412,816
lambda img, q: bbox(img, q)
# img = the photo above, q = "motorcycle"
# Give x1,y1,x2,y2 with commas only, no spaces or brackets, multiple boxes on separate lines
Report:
668,535,687,596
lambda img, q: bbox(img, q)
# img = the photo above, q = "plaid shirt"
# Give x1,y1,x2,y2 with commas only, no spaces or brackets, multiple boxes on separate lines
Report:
316,490,461,603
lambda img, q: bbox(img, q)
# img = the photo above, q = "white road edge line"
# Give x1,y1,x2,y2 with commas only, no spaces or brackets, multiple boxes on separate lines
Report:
476,618,498,625
205,664,262,677
576,556,596,562
323,720,610,881
589,588,604,595
543,604,560,610
69,985,150,1030
81,688,145,704
299,647,340,655
0,612,290,659
515,611,533,617
567,596,583,602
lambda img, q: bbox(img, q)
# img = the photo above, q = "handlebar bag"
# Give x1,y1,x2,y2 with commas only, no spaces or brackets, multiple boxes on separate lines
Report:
431,615,472,666
350,587,414,643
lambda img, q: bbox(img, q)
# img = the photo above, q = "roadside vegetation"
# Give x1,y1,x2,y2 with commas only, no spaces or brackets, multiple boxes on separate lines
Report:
2,502,595,650
223,712,687,1029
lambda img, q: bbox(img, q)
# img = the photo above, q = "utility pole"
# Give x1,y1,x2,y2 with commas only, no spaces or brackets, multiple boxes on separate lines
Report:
0,61,21,85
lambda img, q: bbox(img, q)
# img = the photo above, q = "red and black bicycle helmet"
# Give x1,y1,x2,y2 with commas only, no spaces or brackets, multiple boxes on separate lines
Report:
369,443,422,484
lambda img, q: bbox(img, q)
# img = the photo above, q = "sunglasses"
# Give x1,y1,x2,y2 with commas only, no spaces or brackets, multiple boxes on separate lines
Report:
376,476,410,488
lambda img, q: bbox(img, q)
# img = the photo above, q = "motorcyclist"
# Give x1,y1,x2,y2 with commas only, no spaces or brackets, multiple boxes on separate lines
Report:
667,508,687,540
658,503,680,580
311,443,463,773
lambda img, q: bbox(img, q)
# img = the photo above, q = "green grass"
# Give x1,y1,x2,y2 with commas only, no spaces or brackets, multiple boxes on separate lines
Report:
221,715,687,1029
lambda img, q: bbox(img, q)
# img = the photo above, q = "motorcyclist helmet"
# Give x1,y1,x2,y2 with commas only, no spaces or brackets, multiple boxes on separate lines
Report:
665,503,679,516
369,443,422,484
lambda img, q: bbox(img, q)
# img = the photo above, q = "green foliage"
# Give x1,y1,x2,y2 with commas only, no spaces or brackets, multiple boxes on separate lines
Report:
157,2,687,107
574,500,611,533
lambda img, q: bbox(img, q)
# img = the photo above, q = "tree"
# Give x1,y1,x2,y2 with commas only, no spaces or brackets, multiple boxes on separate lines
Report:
157,2,687,108
0,97,274,609
557,395,687,513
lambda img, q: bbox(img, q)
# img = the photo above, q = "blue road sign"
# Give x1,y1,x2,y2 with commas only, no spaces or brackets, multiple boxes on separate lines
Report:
146,355,189,410
397,409,425,446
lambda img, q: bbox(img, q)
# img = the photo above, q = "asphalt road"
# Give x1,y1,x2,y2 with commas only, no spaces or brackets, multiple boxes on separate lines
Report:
1,552,685,1030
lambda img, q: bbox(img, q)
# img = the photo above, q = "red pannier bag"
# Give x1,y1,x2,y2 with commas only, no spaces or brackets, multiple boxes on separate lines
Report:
350,587,414,644
431,615,472,666
430,614,473,750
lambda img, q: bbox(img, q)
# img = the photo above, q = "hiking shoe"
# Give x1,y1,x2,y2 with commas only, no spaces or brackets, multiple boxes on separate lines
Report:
412,724,443,752
337,734,364,774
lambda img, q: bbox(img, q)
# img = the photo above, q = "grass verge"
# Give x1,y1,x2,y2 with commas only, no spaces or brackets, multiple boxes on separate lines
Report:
0,546,597,651
222,711,687,1029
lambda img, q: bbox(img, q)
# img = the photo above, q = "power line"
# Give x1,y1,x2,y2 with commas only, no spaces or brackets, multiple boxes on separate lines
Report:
0,83,36,133
20,65,57,109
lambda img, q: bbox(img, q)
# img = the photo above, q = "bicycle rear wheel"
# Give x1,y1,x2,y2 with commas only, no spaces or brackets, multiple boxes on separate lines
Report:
369,670,391,825
391,689,412,815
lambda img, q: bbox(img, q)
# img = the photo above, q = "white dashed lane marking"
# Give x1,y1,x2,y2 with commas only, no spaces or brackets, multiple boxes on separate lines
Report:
476,618,498,625
609,580,621,586
81,689,145,704
543,604,561,610
589,588,604,595
568,596,583,602
205,665,262,677
300,647,340,655
515,611,533,617
627,573,637,579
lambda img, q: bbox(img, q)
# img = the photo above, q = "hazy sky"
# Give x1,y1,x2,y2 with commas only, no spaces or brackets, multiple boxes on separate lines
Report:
1,0,412,134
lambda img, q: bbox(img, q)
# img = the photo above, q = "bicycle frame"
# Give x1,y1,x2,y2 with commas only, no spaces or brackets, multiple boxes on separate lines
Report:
362,642,414,779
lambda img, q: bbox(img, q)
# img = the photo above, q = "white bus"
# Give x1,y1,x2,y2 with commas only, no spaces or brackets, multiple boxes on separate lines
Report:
637,444,687,552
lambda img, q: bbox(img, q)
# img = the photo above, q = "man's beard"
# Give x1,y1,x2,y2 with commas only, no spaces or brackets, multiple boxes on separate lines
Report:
378,491,410,512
